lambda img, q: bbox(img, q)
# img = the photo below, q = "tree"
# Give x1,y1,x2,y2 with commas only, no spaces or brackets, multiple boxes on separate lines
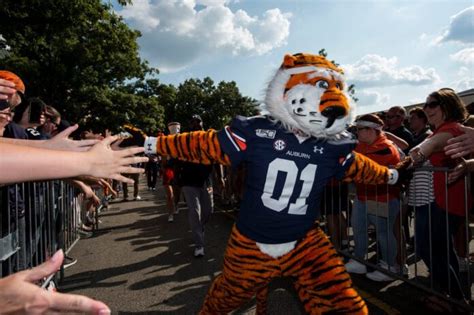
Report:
0,0,160,131
159,77,258,131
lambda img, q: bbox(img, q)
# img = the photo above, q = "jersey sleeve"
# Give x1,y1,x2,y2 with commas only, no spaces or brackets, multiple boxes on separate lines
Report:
217,116,253,167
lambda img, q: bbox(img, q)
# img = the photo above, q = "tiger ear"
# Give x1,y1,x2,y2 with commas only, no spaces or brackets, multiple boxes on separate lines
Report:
282,54,297,68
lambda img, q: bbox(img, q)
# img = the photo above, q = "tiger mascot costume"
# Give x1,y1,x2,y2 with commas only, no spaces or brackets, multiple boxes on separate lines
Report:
129,53,409,314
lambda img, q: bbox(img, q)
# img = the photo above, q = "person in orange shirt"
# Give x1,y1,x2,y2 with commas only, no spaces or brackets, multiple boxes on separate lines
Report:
345,114,402,282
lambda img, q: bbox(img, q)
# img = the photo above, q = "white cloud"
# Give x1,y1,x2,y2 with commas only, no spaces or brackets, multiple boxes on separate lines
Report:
450,48,474,65
117,0,291,72
196,0,229,6
451,67,474,91
436,6,474,44
343,54,440,88
419,33,427,41
355,89,390,108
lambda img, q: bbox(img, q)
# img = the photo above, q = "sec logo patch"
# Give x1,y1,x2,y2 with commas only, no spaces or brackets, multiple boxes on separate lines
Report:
273,139,287,151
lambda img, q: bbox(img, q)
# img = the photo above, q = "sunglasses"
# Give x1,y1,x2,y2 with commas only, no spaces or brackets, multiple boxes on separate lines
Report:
423,101,440,109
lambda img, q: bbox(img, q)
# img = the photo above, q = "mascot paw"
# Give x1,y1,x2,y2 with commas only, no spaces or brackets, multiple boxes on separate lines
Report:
119,124,147,148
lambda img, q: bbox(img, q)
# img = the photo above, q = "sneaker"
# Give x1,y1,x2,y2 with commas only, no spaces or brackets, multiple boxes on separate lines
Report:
345,259,367,274
168,214,174,222
123,197,129,202
134,195,141,201
366,269,394,282
77,228,93,238
194,247,205,257
63,255,78,269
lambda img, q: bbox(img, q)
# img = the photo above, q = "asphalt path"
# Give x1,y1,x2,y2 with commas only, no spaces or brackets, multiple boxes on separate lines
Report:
62,178,471,314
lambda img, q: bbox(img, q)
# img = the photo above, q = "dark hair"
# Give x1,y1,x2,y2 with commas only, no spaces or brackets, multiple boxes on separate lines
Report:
13,97,46,124
409,107,428,123
44,105,61,121
428,88,467,123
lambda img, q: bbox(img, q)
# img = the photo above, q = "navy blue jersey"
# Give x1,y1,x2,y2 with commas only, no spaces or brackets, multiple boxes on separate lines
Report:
217,116,356,243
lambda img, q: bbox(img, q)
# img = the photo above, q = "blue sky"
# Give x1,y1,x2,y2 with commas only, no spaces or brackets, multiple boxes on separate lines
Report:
115,0,473,114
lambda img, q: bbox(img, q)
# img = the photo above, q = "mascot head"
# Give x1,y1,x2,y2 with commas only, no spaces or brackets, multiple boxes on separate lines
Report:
263,53,355,139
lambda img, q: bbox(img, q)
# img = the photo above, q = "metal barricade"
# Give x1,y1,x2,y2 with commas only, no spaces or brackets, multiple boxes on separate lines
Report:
319,167,473,310
0,180,81,282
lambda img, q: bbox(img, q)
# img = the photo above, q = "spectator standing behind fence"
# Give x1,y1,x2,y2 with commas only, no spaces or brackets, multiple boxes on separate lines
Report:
345,114,403,282
0,134,147,315
176,115,214,258
409,88,472,302
385,106,414,152
409,107,432,147
39,105,62,139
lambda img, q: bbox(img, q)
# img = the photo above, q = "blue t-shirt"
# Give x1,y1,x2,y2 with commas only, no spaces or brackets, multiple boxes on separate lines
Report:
217,116,356,243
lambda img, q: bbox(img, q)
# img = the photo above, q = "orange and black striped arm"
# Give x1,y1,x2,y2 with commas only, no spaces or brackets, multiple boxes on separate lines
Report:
342,152,392,184
155,129,231,166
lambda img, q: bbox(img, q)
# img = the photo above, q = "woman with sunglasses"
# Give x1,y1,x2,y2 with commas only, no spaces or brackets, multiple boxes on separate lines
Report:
409,88,471,307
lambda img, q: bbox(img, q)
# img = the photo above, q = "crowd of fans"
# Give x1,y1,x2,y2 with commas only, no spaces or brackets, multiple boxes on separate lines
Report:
1,68,474,313
0,71,148,314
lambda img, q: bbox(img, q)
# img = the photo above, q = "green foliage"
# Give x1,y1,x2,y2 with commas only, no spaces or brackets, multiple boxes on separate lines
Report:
0,0,259,134
161,77,259,131
0,0,158,131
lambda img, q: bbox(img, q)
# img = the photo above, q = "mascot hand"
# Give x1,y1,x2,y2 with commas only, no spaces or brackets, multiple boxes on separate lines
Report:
389,156,414,187
119,124,147,148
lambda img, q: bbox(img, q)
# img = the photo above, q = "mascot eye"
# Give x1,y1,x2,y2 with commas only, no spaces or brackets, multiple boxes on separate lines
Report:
336,82,343,90
300,98,306,104
291,99,296,104
317,80,329,89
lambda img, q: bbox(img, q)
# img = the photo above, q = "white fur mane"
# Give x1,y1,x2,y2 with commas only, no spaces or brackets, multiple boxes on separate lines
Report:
261,66,356,140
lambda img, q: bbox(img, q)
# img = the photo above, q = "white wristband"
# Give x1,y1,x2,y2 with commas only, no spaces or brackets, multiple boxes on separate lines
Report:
387,169,399,185
144,137,157,155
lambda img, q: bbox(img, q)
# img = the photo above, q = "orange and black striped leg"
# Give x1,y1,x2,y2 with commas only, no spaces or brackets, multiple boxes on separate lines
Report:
255,285,269,315
282,228,368,315
199,226,278,315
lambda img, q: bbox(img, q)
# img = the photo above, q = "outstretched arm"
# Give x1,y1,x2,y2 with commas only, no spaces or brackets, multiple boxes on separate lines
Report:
0,136,147,185
342,151,400,185
145,130,231,166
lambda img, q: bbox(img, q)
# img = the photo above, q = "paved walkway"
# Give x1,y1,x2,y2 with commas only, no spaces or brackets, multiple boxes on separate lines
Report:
61,176,465,314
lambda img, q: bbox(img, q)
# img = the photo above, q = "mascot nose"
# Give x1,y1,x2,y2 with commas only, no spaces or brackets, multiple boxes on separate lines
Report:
321,106,346,129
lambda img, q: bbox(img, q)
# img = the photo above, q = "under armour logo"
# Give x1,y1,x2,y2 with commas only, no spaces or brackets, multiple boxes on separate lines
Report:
313,146,324,154
146,143,152,152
